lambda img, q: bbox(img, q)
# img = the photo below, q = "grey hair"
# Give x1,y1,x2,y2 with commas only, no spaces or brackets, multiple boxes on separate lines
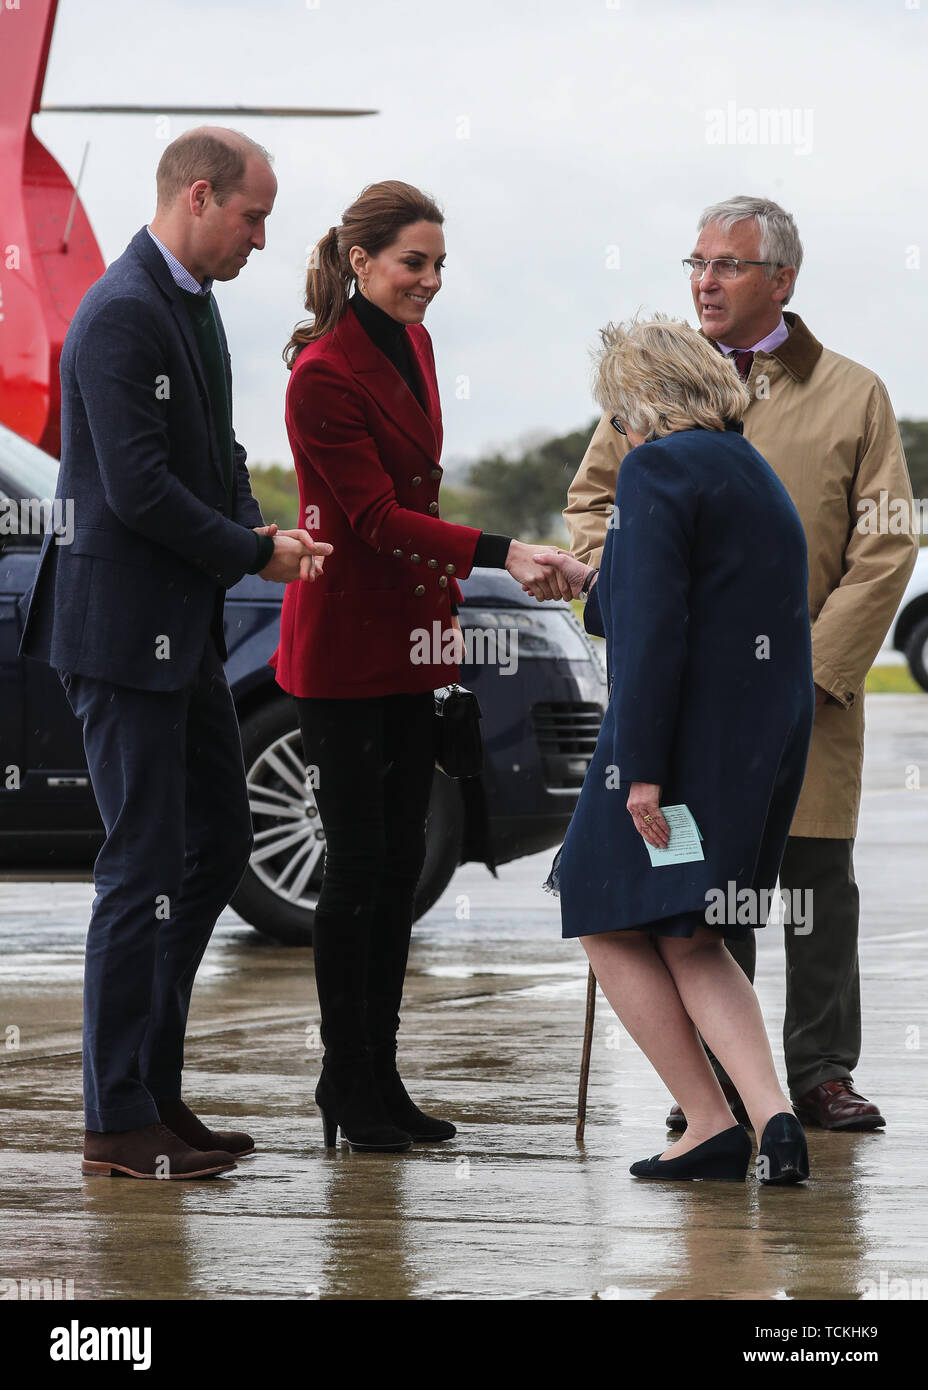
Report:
697,196,803,304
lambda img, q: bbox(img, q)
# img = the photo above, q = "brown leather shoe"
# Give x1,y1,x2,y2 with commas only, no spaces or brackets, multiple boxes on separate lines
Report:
82,1123,237,1179
666,1079,751,1131
793,1079,885,1131
157,1098,255,1157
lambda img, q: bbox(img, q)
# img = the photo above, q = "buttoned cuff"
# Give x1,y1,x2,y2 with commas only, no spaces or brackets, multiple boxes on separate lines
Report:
387,543,468,598
812,658,857,709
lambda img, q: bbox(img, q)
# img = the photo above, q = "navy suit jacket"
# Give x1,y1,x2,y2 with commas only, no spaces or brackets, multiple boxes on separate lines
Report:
20,227,265,690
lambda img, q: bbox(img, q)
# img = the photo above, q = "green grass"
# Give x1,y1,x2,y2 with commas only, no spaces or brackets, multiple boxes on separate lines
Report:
866,665,922,694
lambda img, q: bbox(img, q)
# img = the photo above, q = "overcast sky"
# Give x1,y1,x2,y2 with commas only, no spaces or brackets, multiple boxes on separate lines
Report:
37,0,928,471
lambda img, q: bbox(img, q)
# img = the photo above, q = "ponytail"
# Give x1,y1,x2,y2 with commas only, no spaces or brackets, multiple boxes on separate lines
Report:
283,227,351,369
283,180,445,370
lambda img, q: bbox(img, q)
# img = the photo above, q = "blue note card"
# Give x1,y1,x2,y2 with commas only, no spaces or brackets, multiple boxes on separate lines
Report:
645,804,705,867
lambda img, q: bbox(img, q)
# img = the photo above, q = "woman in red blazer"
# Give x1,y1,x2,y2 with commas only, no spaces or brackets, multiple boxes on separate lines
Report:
274,181,565,1153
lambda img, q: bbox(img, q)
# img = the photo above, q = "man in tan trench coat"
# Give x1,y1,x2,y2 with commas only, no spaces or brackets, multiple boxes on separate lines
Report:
564,195,917,1132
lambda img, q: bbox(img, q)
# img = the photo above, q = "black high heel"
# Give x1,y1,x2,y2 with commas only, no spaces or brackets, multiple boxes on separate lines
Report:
757,1111,809,1185
630,1123,752,1181
376,1066,456,1143
315,1063,413,1153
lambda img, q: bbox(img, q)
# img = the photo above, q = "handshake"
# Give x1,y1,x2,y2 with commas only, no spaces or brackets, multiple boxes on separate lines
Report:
504,540,595,602
251,529,595,597
253,523,333,583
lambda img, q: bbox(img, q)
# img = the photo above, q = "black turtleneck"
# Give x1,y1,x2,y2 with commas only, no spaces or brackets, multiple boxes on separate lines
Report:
348,292,512,578
350,289,424,408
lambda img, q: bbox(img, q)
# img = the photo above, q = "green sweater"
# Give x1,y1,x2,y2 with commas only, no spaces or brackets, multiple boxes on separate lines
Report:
178,288,272,574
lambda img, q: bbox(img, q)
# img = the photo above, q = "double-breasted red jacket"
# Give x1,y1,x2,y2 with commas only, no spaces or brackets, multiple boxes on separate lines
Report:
270,307,482,698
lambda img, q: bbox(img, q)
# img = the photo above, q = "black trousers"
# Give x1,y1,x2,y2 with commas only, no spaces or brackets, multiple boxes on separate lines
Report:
295,692,435,1068
713,835,861,1100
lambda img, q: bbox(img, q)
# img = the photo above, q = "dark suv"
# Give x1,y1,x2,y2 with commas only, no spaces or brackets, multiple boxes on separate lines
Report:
0,422,606,943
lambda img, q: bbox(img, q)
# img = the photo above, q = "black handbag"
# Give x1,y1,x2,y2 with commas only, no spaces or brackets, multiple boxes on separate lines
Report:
433,684,483,779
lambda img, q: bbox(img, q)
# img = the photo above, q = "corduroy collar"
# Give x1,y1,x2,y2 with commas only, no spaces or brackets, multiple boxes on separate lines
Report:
764,311,824,382
702,310,823,383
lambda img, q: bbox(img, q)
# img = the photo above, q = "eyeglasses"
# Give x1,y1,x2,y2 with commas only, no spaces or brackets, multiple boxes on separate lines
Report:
682,257,782,281
610,416,626,435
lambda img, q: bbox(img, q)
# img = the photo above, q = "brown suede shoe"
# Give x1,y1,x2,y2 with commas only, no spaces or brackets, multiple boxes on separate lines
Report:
156,1099,255,1157
666,1079,751,1131
82,1123,237,1179
793,1079,886,1131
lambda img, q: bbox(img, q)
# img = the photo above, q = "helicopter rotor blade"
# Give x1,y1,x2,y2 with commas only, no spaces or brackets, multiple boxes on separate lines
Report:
39,104,378,118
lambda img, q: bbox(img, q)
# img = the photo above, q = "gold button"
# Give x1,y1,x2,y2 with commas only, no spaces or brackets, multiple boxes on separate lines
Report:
410,553,421,564
413,584,425,597
445,564,456,575
393,548,403,558
427,558,438,569
430,468,441,480
428,502,439,514
438,575,448,588
411,475,422,487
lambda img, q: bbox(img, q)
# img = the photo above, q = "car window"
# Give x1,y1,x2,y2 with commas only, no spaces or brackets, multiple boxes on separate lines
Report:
457,608,592,661
0,423,63,545
0,422,61,499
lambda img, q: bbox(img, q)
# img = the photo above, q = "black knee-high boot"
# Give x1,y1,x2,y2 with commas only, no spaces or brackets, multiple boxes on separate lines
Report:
365,876,456,1143
312,905,412,1152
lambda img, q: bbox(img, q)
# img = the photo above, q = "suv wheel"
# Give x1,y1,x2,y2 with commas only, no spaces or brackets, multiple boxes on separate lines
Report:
905,616,928,692
231,699,464,944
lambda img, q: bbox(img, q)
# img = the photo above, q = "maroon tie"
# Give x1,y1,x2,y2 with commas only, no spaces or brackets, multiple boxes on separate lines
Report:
731,349,754,382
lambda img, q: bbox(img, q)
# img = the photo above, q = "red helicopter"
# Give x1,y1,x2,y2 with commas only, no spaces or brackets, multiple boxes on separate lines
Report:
0,0,375,458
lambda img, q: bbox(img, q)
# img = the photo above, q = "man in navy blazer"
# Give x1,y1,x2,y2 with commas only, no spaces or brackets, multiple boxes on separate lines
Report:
20,127,329,1179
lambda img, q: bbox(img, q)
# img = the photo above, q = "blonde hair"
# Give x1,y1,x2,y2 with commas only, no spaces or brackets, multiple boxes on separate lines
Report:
592,313,750,438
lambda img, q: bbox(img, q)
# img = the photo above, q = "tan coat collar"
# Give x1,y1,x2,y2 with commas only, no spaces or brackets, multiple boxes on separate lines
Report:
765,312,824,382
701,310,824,383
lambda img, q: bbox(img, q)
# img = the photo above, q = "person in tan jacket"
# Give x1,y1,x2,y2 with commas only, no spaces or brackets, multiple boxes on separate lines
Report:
563,195,917,1132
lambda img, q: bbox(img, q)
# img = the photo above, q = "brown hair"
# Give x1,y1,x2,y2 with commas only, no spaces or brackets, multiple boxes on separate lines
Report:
284,179,444,369
156,128,272,208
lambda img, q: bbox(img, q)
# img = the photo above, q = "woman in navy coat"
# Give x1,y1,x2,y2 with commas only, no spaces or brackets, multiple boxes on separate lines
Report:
539,317,815,1184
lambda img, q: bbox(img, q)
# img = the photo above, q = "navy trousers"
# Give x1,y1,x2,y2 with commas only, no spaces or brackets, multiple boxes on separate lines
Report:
59,636,253,1131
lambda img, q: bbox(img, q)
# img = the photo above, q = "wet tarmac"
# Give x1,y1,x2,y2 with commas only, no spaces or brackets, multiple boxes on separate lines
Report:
1,695,927,1302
